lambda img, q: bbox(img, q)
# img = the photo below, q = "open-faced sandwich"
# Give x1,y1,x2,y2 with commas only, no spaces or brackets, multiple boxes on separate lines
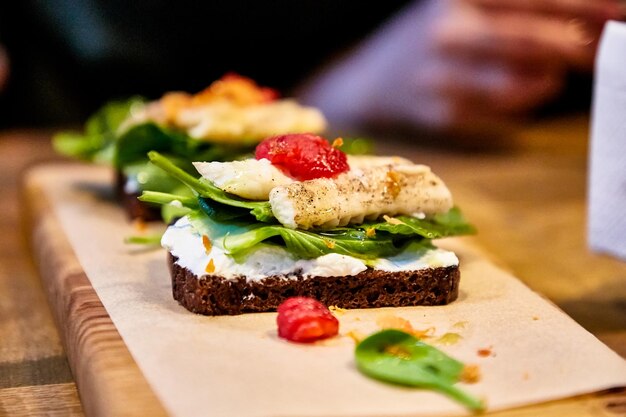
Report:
141,134,475,315
53,74,327,221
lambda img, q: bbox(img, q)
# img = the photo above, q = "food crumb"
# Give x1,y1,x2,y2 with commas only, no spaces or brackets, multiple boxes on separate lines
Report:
452,321,469,329
202,235,212,254
328,305,347,316
132,218,147,232
205,259,215,274
477,346,494,357
332,137,344,148
345,330,366,344
377,313,413,333
376,313,434,339
411,327,436,339
384,171,402,198
383,215,404,225
435,332,463,346
532,316,540,321
460,364,481,384
522,372,530,380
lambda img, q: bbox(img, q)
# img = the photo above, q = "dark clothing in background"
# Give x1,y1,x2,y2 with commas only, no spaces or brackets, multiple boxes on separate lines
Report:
0,0,408,128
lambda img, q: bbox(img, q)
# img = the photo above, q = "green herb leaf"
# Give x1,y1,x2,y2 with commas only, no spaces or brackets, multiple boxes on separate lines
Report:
85,97,144,138
53,97,144,162
355,329,485,412
222,225,414,260
124,235,163,245
138,191,199,208
147,151,274,222
114,123,190,168
198,197,251,222
122,159,191,194
52,131,102,161
363,207,476,239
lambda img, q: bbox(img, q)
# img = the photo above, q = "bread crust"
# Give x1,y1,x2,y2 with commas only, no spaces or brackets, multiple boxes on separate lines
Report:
169,254,460,315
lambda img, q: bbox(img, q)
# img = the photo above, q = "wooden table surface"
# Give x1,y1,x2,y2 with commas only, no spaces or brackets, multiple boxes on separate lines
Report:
1,115,625,416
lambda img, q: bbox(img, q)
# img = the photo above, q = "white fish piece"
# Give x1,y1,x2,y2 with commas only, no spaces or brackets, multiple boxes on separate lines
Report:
193,155,415,201
193,158,293,201
269,164,453,229
120,99,327,143
346,155,413,168
178,100,327,142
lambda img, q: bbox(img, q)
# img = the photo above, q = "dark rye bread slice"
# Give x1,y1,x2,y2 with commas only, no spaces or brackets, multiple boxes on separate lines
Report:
169,254,460,316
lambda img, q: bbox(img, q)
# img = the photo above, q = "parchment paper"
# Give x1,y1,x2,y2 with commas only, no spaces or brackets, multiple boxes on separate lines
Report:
31,164,626,417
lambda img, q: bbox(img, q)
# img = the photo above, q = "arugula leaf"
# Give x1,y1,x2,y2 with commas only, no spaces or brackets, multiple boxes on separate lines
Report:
122,159,190,194
138,191,199,208
162,186,195,223
52,131,100,161
355,329,484,412
114,122,254,168
187,210,261,244
222,225,414,260
147,151,274,222
124,235,163,245
53,94,253,171
364,207,476,239
53,97,144,163
198,197,253,222
180,202,439,260
114,123,190,168
85,97,144,138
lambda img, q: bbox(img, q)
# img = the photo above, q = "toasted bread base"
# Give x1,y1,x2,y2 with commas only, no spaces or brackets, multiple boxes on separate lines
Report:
169,254,460,315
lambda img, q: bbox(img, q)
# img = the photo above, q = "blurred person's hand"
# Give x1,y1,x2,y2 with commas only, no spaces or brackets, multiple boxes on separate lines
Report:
298,0,624,134
0,46,8,92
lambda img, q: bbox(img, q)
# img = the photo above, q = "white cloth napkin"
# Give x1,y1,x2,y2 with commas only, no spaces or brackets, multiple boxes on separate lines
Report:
588,21,626,261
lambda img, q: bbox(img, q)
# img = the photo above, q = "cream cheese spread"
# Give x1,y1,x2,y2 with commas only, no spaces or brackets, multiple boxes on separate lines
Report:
161,217,459,281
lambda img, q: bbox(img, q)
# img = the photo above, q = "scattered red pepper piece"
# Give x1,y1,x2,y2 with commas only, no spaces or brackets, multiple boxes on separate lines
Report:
276,297,339,343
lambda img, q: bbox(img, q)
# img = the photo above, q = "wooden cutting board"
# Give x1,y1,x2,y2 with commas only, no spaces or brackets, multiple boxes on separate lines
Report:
22,163,626,417
23,166,168,417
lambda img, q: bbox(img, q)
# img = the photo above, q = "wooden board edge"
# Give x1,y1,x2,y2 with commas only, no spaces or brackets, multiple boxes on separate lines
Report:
21,167,169,417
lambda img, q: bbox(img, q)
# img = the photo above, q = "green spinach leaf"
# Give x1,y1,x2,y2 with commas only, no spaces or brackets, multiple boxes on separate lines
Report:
355,329,484,412
53,97,144,163
363,208,476,239
222,225,415,260
147,151,274,222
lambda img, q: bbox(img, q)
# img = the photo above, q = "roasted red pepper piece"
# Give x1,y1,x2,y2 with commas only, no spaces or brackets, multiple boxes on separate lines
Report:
276,297,339,343
255,133,349,181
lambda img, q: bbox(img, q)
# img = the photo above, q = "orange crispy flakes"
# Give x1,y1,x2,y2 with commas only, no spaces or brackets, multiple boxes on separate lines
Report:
331,137,344,148
205,259,216,274
376,313,435,339
161,73,279,122
383,215,404,226
384,171,403,199
202,235,212,254
460,364,482,384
